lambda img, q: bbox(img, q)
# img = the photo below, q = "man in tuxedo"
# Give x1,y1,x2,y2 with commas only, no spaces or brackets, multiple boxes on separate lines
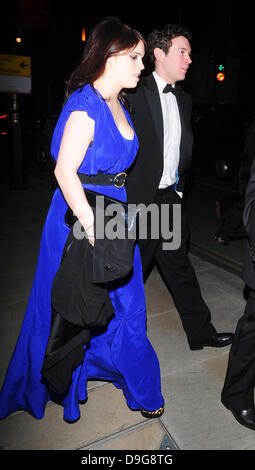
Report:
221,156,255,430
126,24,233,350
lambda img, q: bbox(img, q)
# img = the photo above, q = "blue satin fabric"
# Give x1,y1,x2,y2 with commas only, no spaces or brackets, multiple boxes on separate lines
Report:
0,85,164,422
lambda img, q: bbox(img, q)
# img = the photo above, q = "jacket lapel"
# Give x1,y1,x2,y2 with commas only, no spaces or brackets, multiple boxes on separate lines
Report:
175,93,184,130
143,74,164,154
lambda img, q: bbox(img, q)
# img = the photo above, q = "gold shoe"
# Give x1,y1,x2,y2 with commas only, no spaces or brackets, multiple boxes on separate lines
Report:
141,405,164,419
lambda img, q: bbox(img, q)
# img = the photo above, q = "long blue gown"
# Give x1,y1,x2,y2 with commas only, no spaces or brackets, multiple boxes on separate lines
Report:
0,85,164,422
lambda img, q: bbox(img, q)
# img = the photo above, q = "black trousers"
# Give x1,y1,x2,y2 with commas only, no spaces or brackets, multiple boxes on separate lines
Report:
221,287,255,410
138,186,216,347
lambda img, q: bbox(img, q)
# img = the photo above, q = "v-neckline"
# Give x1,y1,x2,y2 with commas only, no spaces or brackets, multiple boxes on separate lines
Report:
110,102,134,142
96,88,135,141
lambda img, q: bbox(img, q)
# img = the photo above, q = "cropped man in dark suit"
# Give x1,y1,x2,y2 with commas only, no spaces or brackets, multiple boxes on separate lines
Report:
126,24,233,350
221,157,255,430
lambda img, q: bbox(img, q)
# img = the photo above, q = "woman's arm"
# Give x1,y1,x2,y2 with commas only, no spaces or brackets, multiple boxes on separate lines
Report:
54,110,95,244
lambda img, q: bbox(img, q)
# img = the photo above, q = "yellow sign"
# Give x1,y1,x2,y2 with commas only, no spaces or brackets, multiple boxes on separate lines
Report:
0,54,31,77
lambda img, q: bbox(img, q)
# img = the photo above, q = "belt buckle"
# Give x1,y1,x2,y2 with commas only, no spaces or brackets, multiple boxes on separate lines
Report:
114,172,127,188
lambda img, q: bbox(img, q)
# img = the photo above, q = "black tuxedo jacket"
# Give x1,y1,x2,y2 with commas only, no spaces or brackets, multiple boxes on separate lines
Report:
242,157,255,289
126,73,193,205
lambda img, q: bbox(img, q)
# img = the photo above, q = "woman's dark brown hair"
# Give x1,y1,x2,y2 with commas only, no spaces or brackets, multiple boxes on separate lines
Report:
64,17,146,109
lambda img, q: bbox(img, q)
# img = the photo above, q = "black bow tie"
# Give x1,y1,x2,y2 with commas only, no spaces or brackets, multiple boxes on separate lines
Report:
163,83,180,95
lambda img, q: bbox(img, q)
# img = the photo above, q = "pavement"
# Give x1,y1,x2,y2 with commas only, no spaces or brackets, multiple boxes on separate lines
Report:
0,163,255,451
187,169,246,276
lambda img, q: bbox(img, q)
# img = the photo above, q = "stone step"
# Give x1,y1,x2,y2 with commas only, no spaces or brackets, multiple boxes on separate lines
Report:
0,382,167,450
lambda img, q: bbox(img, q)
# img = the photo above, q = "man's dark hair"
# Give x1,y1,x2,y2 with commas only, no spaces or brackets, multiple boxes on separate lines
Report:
148,24,192,64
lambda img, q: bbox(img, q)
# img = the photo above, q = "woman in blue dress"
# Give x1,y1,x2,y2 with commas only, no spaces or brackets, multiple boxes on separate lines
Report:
0,17,164,423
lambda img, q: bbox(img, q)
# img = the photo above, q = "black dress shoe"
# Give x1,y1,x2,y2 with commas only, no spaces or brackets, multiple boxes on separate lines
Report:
222,401,255,431
190,332,234,350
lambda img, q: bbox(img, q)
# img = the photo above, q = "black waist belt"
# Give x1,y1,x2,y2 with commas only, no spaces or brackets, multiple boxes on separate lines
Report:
78,172,127,188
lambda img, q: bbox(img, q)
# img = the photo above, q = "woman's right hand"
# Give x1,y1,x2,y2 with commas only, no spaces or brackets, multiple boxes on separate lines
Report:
78,207,95,247
84,222,95,247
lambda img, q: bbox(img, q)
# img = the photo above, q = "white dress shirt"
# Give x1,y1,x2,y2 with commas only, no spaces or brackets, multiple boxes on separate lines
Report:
153,71,182,194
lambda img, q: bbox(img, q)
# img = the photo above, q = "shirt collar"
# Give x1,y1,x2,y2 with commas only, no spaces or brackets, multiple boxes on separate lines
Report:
153,71,175,93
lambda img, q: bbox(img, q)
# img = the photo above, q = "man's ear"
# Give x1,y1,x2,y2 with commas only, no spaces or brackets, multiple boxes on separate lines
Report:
153,47,166,63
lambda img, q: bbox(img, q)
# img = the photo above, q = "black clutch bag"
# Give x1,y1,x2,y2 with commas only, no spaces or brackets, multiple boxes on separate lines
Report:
65,188,139,239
